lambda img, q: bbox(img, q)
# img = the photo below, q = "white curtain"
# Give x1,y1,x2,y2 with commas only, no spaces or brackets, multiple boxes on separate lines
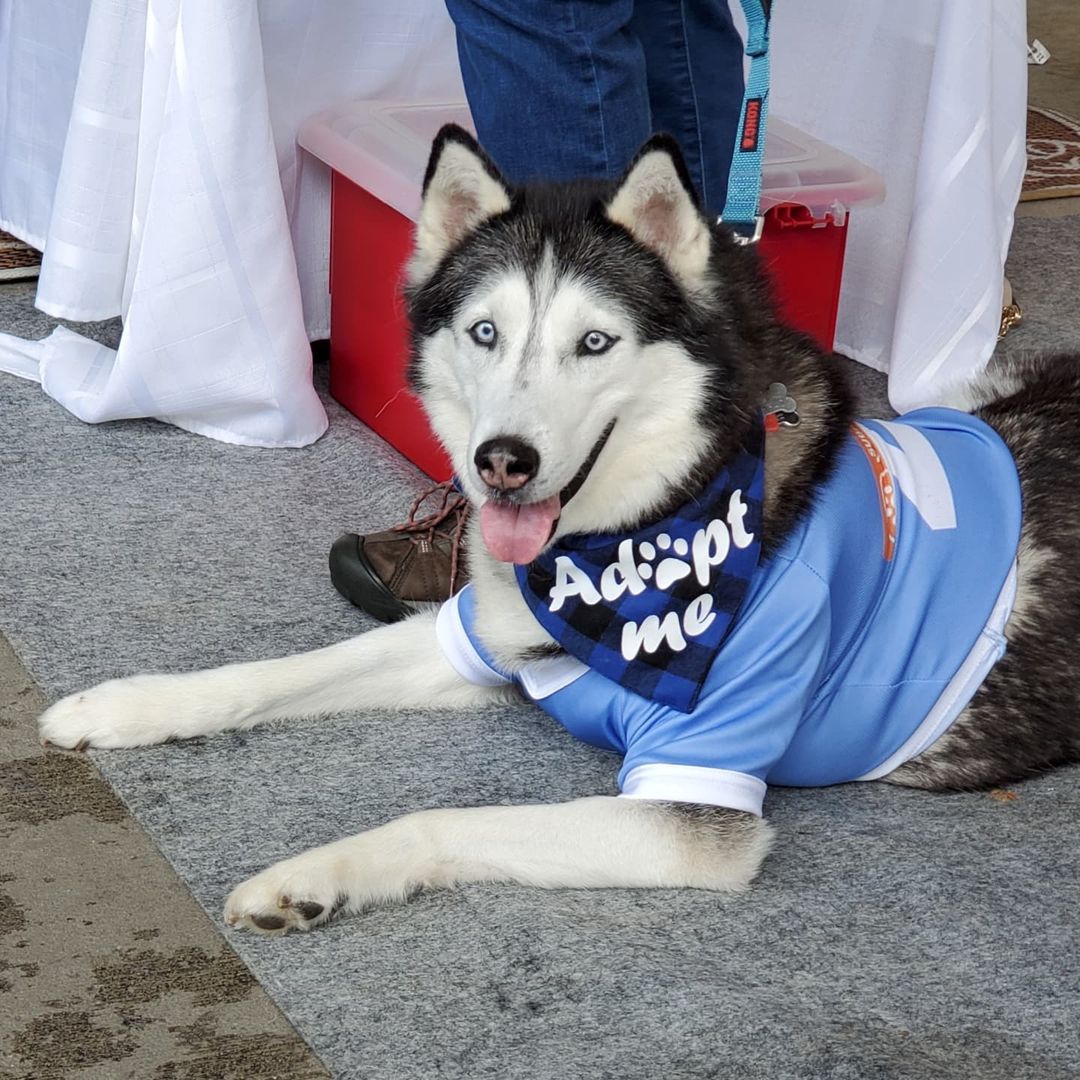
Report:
0,0,464,447
0,0,1026,443
771,0,1028,411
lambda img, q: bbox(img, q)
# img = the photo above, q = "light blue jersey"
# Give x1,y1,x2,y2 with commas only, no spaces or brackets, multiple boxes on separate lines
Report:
436,409,1022,815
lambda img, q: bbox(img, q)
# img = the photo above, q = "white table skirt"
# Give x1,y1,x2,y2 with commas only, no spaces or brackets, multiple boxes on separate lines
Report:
770,0,1027,411
0,0,1026,445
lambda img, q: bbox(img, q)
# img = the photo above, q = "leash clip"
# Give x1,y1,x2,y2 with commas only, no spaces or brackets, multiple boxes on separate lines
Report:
721,214,765,246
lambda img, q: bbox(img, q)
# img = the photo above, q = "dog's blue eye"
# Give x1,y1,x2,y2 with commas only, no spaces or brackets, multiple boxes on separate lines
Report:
469,320,497,347
580,331,617,355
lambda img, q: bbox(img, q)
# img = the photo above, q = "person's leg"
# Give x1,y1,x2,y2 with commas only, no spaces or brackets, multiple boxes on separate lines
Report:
631,0,745,215
445,0,651,183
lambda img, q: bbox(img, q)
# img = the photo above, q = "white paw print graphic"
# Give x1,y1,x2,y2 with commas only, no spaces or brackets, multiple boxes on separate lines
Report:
638,534,693,590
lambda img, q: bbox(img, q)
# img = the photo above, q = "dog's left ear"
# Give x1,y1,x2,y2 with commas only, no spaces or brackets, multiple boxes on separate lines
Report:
409,124,512,284
605,135,712,291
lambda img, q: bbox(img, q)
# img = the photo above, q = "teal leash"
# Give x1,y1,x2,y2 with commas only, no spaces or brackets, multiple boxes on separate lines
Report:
720,0,771,245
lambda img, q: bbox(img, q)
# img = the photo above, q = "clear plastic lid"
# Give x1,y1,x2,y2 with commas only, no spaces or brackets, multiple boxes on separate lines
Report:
299,100,884,224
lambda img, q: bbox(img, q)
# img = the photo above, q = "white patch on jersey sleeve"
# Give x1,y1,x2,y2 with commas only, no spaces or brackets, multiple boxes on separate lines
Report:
874,420,957,531
517,654,589,700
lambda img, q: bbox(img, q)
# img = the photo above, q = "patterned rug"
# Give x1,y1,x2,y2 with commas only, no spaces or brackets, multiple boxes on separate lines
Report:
0,637,329,1079
1022,105,1080,202
0,231,40,283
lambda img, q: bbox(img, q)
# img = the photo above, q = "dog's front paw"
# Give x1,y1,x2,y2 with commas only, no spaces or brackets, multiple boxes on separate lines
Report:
38,674,202,749
224,820,430,936
224,856,343,936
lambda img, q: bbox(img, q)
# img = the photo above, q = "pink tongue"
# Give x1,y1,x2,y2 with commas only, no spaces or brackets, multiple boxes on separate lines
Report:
479,495,562,564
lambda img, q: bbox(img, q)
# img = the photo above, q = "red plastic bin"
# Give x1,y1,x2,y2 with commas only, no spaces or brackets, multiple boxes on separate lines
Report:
300,104,884,480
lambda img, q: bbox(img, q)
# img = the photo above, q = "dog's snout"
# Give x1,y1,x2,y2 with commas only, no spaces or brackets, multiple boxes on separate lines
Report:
474,437,540,492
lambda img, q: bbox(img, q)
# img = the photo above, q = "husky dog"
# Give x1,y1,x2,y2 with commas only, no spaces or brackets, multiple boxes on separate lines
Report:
38,126,1080,935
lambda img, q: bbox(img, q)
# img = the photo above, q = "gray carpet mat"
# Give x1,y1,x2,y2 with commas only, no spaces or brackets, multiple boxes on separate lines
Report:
2,216,1079,1079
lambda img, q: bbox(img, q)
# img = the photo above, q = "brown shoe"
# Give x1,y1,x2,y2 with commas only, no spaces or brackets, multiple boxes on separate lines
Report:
329,481,470,623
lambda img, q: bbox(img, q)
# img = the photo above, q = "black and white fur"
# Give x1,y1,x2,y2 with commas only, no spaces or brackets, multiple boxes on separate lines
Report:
37,126,1080,934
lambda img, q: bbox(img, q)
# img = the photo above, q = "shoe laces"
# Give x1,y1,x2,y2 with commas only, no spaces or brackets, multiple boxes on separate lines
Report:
392,480,471,594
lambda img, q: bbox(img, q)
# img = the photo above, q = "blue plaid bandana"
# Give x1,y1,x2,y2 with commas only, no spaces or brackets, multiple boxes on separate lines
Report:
515,419,765,712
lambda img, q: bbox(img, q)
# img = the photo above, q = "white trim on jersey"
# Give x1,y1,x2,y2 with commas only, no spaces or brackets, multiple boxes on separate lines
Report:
620,763,767,816
854,559,1017,781
435,592,512,688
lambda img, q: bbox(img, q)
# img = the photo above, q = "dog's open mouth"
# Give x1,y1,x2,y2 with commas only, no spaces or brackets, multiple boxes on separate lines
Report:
479,421,616,565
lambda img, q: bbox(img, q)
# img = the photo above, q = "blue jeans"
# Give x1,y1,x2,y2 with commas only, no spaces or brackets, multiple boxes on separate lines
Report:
444,0,745,215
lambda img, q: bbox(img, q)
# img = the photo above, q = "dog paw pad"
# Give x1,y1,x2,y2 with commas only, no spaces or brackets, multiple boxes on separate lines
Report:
289,900,326,921
250,913,288,931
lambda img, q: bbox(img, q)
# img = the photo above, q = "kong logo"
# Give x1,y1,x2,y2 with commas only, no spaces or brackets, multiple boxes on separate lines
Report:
740,99,763,152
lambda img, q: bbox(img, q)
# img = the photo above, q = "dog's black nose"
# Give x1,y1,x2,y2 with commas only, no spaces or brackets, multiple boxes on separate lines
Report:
474,437,540,492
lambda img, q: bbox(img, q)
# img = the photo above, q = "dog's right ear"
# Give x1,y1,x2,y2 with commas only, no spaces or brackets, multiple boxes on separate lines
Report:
409,124,512,284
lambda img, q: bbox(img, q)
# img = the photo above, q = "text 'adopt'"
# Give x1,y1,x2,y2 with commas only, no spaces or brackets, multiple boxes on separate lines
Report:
547,490,755,660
